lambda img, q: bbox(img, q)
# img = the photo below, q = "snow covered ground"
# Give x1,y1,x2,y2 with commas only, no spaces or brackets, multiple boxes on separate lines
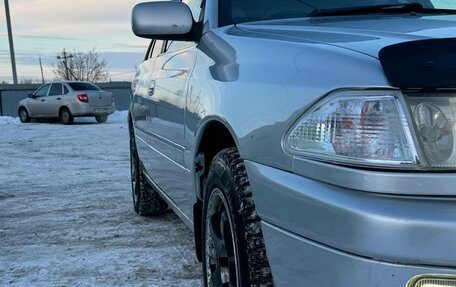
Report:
0,112,202,286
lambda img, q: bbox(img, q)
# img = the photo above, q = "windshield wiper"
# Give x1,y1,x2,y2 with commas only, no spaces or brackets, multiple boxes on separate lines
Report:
309,2,456,17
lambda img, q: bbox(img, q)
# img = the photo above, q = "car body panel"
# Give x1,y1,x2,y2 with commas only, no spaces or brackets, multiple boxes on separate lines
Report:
44,83,64,117
133,44,198,218
245,160,456,267
129,5,456,285
261,221,456,287
186,26,389,172
238,14,456,58
25,83,51,117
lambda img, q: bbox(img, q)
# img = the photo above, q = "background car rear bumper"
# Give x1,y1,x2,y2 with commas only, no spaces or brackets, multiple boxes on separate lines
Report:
244,161,456,286
69,103,115,117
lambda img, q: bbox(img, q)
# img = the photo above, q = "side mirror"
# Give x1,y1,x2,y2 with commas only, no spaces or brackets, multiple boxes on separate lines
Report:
28,93,35,98
132,1,194,41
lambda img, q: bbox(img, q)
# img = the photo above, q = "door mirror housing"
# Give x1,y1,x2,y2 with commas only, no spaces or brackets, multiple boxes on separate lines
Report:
132,1,195,41
28,93,35,98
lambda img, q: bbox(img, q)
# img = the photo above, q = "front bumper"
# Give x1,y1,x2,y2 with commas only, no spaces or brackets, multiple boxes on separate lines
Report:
245,161,456,286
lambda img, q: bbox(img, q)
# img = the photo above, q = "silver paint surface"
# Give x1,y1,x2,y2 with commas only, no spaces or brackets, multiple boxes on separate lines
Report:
131,3,456,284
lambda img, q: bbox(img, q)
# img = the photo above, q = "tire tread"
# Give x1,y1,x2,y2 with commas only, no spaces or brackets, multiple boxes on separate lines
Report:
208,148,274,287
137,166,168,216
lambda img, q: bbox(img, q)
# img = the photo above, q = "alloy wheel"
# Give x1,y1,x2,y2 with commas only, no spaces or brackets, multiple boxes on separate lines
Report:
20,109,27,122
205,189,239,287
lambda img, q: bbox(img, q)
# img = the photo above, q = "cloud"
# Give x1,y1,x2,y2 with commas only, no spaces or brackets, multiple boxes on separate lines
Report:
0,0,150,81
0,0,142,32
15,35,79,41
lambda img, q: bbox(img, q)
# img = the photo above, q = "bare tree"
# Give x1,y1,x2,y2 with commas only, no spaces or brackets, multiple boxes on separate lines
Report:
53,49,109,82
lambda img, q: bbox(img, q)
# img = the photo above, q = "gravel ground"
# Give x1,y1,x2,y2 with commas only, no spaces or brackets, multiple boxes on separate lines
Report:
0,114,202,286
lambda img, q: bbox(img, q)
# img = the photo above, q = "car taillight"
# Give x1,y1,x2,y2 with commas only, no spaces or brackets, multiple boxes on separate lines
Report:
77,94,89,103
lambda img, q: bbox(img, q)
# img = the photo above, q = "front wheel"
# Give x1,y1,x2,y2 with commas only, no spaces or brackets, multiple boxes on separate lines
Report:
95,115,108,123
202,148,273,287
18,108,31,123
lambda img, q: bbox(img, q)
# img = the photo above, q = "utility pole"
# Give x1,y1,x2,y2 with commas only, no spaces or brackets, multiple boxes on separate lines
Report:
4,0,18,84
39,57,45,83
57,49,73,80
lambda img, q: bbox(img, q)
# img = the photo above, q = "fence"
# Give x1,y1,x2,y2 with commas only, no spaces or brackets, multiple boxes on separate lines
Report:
0,82,132,117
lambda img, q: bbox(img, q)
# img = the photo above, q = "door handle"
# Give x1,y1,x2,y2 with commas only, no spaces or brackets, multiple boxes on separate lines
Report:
148,80,156,97
41,99,45,102
57,98,61,100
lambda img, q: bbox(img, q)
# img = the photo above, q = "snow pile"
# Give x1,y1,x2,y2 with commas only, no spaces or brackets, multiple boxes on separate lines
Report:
0,111,128,126
0,116,19,125
108,110,129,123
0,119,202,286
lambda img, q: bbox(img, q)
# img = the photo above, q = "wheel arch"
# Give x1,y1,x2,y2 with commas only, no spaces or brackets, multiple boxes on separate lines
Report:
193,116,240,199
192,116,239,262
17,105,30,115
59,105,71,114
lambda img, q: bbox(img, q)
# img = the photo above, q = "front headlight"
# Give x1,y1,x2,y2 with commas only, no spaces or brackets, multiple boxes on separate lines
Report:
407,93,456,169
285,90,420,169
285,89,456,170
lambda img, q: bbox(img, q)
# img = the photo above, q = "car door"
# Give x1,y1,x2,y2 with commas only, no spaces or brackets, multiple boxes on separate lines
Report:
133,43,198,216
151,40,198,214
132,0,202,217
28,84,51,117
45,83,63,117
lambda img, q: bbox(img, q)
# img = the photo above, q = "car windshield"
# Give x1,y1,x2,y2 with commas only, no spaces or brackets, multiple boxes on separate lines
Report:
68,82,101,91
219,0,456,26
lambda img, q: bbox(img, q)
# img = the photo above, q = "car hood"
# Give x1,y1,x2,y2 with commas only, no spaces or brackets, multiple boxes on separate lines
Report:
236,14,456,58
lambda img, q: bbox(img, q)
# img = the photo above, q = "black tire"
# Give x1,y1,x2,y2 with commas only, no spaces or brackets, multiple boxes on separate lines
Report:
130,125,168,216
59,107,74,125
95,115,108,123
202,148,273,287
18,107,31,123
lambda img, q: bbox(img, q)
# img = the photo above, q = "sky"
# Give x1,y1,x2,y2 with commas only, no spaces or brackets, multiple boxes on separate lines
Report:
0,0,151,83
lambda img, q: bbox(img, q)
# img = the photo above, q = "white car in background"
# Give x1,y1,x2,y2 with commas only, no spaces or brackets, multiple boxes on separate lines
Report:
18,81,115,125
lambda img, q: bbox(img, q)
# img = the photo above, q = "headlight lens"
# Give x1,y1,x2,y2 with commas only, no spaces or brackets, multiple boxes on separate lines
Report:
407,94,456,169
413,103,453,164
285,90,418,168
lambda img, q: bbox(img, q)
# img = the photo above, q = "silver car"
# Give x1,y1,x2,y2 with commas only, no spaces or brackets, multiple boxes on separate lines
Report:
18,81,115,124
129,1,456,286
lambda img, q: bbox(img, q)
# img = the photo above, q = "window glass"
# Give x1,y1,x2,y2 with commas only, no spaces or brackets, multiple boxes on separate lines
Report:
431,0,456,9
68,82,101,91
63,85,69,94
165,41,183,53
34,84,50,97
151,40,164,58
164,40,195,54
49,84,63,96
219,0,453,26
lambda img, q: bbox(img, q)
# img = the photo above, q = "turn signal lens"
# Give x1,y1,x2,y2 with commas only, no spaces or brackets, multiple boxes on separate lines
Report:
407,274,456,287
285,90,418,168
